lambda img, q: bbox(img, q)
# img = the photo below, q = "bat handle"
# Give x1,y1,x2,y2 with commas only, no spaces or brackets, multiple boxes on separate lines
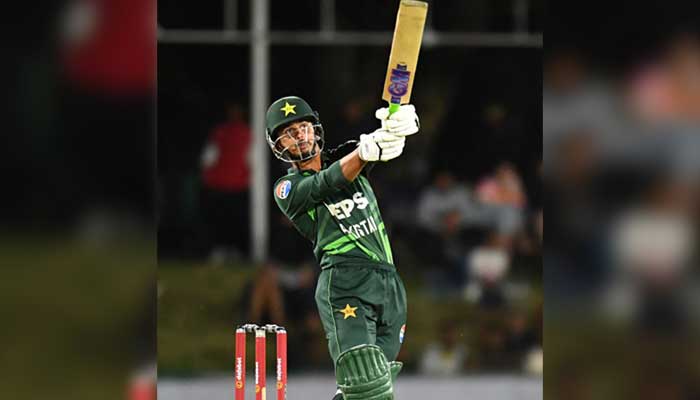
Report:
388,102,401,115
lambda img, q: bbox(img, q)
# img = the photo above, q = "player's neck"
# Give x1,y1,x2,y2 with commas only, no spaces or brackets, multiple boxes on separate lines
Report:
294,153,322,172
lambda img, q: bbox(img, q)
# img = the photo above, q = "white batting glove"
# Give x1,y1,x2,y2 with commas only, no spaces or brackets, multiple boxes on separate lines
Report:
375,104,420,137
358,129,406,162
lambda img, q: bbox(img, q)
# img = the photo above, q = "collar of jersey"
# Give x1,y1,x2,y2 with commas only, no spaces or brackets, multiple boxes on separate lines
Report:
288,157,331,175
287,167,318,176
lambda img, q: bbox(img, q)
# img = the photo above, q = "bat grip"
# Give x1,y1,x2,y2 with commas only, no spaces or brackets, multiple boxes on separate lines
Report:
388,102,401,115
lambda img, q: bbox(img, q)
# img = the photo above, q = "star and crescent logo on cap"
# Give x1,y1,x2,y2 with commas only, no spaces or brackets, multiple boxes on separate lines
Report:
338,304,358,319
280,101,297,116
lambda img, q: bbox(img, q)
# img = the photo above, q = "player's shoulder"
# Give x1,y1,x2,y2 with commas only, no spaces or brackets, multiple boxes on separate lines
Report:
273,170,303,187
273,170,304,201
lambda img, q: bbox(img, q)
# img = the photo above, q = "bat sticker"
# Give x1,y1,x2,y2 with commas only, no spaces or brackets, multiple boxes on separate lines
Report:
388,64,411,104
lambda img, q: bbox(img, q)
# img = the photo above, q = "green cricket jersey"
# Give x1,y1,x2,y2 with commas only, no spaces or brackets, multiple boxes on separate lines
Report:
273,160,394,269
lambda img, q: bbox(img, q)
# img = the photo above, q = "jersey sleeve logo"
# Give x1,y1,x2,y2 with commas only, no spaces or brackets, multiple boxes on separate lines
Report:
275,180,292,199
399,324,406,343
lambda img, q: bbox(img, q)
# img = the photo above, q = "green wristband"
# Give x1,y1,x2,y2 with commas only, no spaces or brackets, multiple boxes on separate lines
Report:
388,103,401,115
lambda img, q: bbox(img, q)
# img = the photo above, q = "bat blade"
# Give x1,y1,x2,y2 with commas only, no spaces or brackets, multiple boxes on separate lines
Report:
382,0,428,113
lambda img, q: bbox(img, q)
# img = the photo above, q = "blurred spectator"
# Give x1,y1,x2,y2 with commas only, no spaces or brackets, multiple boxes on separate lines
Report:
246,261,286,325
200,102,251,262
128,363,156,400
419,320,468,376
464,246,510,308
241,261,325,369
475,162,526,208
61,0,156,96
542,48,620,165
414,171,475,294
604,187,696,333
625,33,700,122
475,162,526,249
417,171,472,233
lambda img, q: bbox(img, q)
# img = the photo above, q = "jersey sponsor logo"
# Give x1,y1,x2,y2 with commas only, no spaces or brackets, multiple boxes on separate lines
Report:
276,180,292,199
325,192,369,219
399,324,406,343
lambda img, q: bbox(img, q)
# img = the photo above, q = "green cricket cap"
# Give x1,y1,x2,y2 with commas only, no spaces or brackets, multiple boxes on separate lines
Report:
265,96,318,137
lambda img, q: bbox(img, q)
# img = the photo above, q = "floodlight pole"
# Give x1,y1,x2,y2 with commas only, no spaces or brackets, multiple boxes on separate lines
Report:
250,0,269,262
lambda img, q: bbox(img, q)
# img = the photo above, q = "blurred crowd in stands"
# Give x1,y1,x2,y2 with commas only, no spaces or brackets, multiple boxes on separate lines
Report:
544,33,700,310
544,17,700,396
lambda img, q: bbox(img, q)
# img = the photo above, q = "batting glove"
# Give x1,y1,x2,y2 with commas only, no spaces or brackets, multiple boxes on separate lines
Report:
375,104,420,137
358,129,406,162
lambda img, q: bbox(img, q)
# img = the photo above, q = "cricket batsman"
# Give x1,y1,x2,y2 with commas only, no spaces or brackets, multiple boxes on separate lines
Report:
266,96,419,400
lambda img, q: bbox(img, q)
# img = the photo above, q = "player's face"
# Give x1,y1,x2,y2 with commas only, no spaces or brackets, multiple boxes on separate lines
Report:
277,120,316,158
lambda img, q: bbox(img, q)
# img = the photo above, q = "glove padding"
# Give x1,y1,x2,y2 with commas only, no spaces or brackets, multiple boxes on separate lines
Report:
336,345,394,400
358,129,406,162
375,104,420,137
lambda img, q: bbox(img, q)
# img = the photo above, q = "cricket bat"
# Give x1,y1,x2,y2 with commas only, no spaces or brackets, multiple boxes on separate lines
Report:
382,0,429,115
